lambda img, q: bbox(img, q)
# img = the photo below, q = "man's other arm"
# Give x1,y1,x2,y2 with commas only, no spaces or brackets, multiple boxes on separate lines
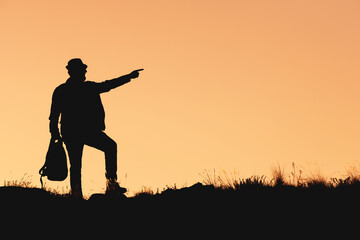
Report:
49,87,61,140
97,69,143,93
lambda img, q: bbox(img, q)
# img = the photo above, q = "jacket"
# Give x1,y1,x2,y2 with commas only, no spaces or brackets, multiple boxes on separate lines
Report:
49,76,130,135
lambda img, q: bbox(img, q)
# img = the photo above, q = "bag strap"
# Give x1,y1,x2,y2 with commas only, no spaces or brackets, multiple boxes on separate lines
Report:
39,138,53,189
40,175,44,189
39,164,46,188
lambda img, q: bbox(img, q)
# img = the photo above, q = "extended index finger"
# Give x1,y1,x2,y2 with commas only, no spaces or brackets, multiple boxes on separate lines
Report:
135,69,144,72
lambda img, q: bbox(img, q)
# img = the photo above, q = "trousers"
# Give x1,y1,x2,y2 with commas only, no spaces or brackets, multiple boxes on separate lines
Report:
61,128,118,191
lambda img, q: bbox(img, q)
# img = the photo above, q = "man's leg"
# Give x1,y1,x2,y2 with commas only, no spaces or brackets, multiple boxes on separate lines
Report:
84,131,126,194
64,140,84,199
84,131,118,181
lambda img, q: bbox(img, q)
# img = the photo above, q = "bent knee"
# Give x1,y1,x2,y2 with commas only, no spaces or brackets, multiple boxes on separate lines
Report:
107,139,117,151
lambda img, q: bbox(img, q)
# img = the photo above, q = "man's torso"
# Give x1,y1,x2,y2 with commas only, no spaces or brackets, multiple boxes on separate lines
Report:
54,81,106,133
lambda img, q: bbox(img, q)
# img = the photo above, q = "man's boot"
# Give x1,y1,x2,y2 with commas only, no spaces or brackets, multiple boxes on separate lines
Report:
106,178,127,195
71,183,83,199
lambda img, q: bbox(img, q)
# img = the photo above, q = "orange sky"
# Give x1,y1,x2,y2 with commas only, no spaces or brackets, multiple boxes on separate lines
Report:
1,0,360,196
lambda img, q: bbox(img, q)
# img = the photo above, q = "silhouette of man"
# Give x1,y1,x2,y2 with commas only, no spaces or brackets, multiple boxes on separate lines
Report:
49,58,143,198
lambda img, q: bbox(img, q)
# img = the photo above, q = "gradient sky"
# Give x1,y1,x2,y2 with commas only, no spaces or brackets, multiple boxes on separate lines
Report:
1,0,360,196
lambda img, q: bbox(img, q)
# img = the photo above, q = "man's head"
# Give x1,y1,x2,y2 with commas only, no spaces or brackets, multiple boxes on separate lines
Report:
66,58,87,82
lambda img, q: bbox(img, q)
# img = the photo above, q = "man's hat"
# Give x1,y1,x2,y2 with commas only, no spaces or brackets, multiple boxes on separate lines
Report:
66,58,87,70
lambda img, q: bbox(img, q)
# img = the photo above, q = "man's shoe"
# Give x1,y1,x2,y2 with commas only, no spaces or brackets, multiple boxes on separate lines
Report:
71,184,83,200
106,179,127,195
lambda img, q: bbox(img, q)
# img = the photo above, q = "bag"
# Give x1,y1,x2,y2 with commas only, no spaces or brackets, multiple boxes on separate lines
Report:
39,138,68,188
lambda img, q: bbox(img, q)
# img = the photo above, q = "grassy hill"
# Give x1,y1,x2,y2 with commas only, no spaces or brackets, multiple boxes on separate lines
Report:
2,174,360,206
1,174,358,236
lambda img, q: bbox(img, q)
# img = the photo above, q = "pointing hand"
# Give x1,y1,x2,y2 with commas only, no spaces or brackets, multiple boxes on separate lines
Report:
129,69,144,79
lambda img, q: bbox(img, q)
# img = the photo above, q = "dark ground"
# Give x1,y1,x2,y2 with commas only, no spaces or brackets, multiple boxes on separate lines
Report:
2,181,360,212
1,182,358,237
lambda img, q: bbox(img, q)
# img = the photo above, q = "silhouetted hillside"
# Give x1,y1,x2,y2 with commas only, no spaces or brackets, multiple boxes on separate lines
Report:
2,179,360,208
1,178,358,237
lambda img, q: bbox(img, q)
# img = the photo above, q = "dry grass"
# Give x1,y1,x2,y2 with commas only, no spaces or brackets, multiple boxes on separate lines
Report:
3,173,34,188
345,163,360,182
4,163,360,198
199,162,360,191
3,174,71,198
134,186,155,198
271,164,286,186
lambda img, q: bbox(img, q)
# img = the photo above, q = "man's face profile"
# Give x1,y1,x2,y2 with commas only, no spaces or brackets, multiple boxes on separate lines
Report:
68,67,87,82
